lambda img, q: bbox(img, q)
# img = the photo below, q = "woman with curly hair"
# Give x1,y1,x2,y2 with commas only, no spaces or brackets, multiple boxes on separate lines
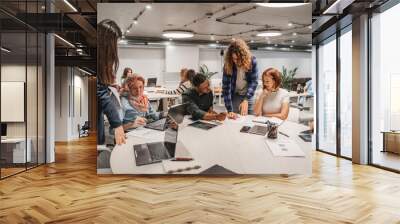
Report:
222,38,259,118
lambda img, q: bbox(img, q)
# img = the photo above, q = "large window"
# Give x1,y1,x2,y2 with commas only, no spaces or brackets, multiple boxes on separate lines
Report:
317,35,337,154
339,27,352,158
370,2,400,171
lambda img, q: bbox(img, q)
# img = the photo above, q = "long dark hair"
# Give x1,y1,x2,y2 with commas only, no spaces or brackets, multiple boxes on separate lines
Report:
97,19,122,85
122,67,133,79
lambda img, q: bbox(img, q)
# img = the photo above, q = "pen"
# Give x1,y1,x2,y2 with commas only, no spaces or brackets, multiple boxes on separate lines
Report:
171,158,193,161
279,131,289,137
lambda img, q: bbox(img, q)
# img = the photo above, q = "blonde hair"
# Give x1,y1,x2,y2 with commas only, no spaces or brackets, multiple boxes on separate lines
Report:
224,38,252,75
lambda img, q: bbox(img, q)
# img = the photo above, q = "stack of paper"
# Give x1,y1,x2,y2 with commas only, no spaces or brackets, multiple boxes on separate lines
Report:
253,116,283,125
265,138,305,157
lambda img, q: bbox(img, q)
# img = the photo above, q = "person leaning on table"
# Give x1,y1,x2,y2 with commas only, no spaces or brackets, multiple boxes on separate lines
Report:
121,75,162,130
222,38,259,118
182,73,226,121
253,68,290,120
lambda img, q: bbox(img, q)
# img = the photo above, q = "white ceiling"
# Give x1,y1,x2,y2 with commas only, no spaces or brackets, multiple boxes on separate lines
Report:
98,3,312,46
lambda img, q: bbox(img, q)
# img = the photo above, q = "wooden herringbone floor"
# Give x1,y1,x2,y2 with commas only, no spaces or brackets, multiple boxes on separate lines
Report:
1,135,400,224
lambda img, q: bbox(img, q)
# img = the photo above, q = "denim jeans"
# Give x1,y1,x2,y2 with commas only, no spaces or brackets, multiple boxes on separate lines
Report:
231,93,255,115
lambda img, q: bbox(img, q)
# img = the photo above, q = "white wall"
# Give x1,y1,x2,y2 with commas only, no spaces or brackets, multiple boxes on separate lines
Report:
54,67,89,141
117,47,165,84
117,46,312,85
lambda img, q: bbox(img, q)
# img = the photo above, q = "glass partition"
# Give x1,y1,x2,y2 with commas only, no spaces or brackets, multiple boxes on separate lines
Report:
317,35,337,155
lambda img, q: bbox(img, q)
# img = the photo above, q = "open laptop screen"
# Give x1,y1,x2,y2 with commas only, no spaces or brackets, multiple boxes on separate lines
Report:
164,116,178,158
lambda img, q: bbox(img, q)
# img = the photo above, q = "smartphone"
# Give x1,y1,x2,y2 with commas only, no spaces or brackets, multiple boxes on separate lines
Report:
240,126,251,133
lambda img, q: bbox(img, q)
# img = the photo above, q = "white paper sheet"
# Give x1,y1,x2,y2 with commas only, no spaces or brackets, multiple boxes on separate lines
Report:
265,138,305,157
253,116,284,125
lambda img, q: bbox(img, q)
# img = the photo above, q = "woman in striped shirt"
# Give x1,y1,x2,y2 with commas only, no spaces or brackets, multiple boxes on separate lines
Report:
165,68,195,95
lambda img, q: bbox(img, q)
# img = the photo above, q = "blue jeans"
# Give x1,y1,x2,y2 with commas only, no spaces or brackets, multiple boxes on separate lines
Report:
231,93,255,115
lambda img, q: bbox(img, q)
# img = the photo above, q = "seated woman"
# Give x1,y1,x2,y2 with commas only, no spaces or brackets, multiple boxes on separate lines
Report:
121,75,161,130
253,68,290,120
165,68,195,95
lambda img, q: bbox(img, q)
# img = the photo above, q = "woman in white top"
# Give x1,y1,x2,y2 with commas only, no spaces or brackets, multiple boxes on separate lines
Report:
254,68,290,120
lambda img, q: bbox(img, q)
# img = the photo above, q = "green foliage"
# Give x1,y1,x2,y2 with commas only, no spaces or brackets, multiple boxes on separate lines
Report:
281,66,298,90
199,64,218,79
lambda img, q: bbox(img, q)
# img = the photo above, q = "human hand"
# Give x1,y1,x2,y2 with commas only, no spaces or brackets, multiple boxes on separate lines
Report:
132,96,149,112
239,100,248,116
114,126,126,145
227,112,238,120
216,112,227,121
134,117,147,126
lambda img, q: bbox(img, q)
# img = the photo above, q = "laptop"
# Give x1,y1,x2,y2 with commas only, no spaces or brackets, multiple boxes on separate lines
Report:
144,103,187,131
133,116,178,166
146,78,157,87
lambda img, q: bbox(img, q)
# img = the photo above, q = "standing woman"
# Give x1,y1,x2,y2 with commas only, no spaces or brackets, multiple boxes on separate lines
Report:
121,67,133,84
97,19,125,145
222,39,259,118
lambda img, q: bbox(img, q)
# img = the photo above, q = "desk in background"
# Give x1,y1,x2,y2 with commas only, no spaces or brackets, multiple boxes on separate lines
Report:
110,116,312,175
144,87,180,112
1,138,32,165
381,131,400,154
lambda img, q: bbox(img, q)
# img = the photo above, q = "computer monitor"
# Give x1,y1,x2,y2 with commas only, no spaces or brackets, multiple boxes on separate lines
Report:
1,123,7,137
147,78,157,87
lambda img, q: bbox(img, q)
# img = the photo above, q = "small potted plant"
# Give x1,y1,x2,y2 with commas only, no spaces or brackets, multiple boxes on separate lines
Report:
281,66,298,90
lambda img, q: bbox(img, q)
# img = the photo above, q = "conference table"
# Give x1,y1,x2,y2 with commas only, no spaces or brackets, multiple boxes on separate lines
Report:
110,115,312,175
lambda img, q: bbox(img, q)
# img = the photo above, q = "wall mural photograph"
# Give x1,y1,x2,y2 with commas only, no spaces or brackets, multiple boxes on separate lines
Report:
96,3,314,175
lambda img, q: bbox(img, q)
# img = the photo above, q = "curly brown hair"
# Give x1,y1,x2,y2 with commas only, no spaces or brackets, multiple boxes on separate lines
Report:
224,38,252,75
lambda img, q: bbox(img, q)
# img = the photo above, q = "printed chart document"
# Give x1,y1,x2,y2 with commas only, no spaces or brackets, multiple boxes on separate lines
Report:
126,127,164,139
265,138,305,157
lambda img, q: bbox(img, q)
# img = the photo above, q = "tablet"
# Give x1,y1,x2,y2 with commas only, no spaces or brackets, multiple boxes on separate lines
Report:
188,121,217,130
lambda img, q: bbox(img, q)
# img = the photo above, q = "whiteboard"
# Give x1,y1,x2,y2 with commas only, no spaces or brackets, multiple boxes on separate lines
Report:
1,82,25,122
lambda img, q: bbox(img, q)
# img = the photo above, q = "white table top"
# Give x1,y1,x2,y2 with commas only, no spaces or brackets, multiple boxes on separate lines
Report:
110,115,312,175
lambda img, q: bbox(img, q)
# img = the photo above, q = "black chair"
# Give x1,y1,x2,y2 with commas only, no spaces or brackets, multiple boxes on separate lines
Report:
78,121,90,138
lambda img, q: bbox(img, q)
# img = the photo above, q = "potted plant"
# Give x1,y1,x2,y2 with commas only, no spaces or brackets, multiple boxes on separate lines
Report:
281,66,298,90
199,64,218,79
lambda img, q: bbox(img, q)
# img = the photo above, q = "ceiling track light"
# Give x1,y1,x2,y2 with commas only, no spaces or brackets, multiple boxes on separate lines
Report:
256,3,308,8
63,0,78,12
145,4,152,10
78,67,92,76
54,34,75,48
1,47,11,53
133,19,138,25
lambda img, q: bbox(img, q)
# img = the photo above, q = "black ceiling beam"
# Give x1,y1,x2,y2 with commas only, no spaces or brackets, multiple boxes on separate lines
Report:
14,13,83,32
55,55,96,72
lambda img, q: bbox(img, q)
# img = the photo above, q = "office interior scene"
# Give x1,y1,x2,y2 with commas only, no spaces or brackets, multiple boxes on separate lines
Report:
97,3,314,175
1,0,400,223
